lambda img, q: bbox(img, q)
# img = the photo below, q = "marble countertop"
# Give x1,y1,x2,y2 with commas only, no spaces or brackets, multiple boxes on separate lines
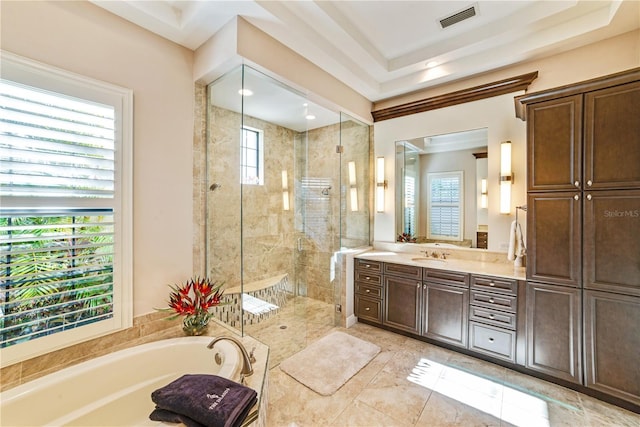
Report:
355,250,526,280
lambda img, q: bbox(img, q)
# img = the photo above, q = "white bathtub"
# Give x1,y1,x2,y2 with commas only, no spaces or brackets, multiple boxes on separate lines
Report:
0,337,247,426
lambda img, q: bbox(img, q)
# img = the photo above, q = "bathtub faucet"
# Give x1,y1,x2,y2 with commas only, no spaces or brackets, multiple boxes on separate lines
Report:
207,336,254,377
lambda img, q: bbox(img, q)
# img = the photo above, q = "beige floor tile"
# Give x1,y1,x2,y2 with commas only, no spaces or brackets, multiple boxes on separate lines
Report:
333,399,413,427
356,368,433,425
416,392,502,427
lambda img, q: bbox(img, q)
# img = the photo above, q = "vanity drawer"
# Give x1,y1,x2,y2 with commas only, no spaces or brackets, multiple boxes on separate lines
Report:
356,259,382,273
469,306,517,330
471,275,517,296
384,262,423,280
355,282,383,299
355,271,382,286
424,268,469,288
471,290,517,312
469,322,516,362
355,295,382,324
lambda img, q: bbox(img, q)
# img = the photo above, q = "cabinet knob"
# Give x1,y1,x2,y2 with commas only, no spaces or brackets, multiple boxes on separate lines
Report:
489,282,495,287
587,180,593,187
488,337,494,342
365,289,370,293
574,180,580,188
489,314,495,319
423,284,427,290
365,276,370,280
489,298,495,303
365,307,370,311
417,283,421,288
365,264,371,268
586,194,592,201
574,194,580,201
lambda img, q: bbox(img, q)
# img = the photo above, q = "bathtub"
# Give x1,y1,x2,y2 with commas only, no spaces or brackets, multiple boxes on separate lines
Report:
0,336,252,426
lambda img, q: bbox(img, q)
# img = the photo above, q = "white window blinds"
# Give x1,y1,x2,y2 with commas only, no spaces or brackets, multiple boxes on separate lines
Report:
427,171,464,240
0,80,115,198
0,52,132,364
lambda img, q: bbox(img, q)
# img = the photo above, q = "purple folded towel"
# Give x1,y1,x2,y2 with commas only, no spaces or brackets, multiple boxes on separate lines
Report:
150,374,257,427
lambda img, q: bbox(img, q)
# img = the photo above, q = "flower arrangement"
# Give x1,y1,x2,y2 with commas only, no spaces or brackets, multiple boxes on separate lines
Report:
159,277,225,335
397,232,417,243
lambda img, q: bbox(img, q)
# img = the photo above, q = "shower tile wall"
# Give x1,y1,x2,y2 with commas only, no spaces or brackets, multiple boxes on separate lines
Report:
207,105,295,288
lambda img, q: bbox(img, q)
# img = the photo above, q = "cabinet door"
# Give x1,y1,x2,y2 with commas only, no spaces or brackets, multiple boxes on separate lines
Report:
422,282,469,348
527,95,583,191
383,275,421,334
583,189,640,296
584,81,640,190
527,192,582,287
526,282,582,384
584,290,640,406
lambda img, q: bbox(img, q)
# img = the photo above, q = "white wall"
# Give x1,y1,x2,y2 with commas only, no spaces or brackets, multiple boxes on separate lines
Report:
375,30,640,251
375,94,525,251
1,1,196,316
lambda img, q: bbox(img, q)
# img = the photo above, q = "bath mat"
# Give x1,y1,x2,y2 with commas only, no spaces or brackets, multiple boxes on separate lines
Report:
279,331,380,396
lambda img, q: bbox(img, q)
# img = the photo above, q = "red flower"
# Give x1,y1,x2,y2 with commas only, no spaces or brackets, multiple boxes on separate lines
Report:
161,277,224,319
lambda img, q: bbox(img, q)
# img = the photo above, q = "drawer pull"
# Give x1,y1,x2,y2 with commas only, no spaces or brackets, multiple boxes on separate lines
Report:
365,307,370,311
489,298,495,303
488,337,494,342
365,276,371,280
365,289,370,293
489,282,495,287
489,314,495,319
365,264,371,268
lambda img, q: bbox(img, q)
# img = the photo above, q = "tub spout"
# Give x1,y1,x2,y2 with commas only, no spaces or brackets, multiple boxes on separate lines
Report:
207,336,254,377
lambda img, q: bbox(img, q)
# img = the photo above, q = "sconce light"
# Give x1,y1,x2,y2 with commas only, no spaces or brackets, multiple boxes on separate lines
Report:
376,157,387,213
500,141,513,214
348,161,358,212
281,170,290,211
480,178,488,209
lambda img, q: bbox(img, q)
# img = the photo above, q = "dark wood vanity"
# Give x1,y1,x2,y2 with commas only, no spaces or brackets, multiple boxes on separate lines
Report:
358,67,640,414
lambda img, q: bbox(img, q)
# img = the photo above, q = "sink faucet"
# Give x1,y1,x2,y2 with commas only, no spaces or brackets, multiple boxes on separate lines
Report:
207,336,254,377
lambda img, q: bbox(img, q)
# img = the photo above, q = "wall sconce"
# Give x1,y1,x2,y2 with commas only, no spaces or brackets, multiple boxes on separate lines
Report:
281,170,290,211
348,161,358,212
480,178,488,209
376,157,387,213
500,141,513,214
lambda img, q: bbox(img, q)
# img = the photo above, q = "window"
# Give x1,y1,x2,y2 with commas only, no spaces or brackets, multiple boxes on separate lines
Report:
427,171,464,241
240,126,264,185
0,52,132,365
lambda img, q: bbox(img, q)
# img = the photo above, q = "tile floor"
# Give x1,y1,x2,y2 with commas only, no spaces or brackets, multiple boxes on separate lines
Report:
248,297,640,427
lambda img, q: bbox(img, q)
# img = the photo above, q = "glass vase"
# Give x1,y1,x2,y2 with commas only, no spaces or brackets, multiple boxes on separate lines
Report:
182,312,210,336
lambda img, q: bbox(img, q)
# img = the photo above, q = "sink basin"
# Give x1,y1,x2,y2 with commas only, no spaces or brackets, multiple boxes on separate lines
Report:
411,257,446,263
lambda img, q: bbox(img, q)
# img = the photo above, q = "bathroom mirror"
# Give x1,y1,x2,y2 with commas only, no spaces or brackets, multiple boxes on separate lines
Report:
396,128,489,248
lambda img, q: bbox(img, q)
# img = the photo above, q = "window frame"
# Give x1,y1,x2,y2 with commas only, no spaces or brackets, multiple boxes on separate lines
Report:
0,51,133,366
240,126,264,186
426,171,464,241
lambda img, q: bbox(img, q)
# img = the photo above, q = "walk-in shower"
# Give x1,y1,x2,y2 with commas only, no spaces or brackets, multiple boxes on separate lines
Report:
203,65,369,359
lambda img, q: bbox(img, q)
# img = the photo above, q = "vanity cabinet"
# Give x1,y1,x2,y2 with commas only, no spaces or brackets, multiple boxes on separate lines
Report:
469,275,518,362
526,282,582,384
383,263,422,334
520,68,640,399
421,270,469,348
584,290,640,406
354,259,383,324
525,79,640,192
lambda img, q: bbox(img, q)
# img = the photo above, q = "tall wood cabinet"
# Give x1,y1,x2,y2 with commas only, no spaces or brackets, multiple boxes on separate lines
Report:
518,68,640,404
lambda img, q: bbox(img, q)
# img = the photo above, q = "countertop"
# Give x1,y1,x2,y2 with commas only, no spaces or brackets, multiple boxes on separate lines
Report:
355,250,526,280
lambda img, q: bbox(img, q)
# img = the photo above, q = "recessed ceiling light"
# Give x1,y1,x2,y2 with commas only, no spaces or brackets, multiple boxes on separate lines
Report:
306,114,316,120
238,89,253,96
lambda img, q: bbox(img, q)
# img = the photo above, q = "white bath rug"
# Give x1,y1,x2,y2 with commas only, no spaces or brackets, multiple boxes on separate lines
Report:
279,331,380,396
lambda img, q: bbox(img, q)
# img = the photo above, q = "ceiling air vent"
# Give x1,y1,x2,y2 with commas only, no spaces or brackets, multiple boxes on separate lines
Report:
439,5,477,29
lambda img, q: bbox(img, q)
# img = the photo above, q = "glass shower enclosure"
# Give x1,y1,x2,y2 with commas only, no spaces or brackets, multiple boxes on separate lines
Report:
205,65,369,365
